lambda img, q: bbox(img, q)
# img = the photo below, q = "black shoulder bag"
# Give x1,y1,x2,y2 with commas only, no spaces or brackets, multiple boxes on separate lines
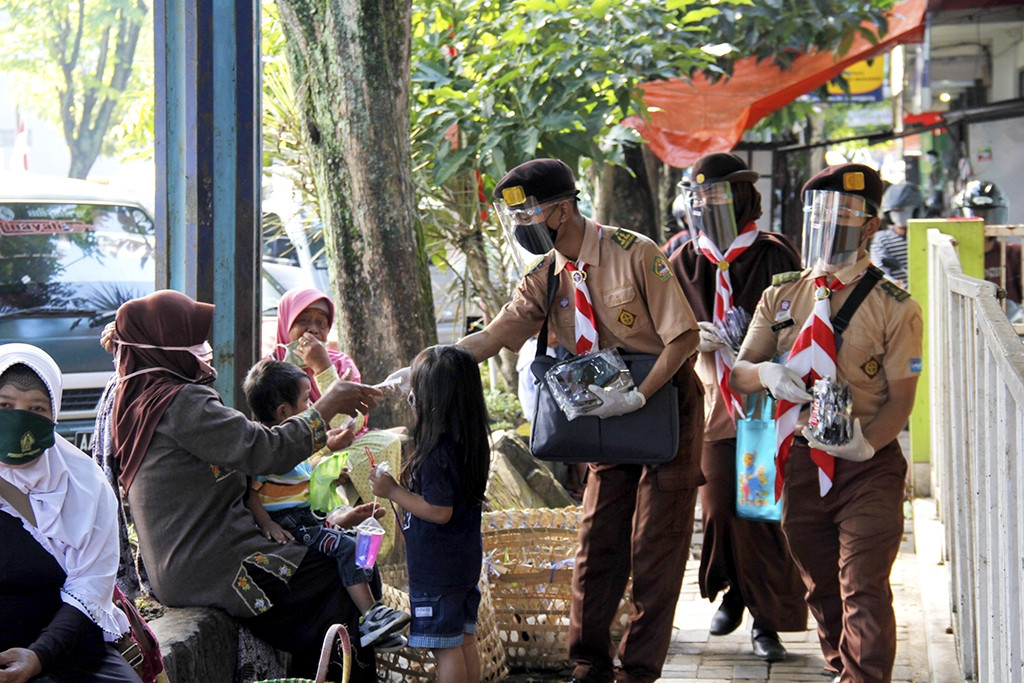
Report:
528,261,680,464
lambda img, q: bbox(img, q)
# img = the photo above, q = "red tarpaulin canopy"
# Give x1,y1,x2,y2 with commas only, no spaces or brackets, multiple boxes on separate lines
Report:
625,0,927,168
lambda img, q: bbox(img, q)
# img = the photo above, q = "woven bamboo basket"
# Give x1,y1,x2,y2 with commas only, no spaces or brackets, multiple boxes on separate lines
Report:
376,564,508,682
481,507,632,670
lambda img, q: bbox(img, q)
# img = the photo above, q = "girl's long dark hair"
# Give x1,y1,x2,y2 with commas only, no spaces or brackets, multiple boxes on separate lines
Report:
401,345,490,506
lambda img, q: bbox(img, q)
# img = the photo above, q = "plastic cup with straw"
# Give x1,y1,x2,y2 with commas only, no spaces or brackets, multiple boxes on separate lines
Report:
355,446,386,568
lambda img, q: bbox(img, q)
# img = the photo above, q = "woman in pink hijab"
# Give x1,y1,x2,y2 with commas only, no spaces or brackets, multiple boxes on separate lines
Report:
270,288,361,402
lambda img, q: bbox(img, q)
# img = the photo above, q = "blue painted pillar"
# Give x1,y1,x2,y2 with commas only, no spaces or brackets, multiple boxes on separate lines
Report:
154,0,261,410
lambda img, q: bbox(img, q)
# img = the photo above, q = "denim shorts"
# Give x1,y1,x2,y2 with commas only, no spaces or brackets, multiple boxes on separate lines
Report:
407,585,480,649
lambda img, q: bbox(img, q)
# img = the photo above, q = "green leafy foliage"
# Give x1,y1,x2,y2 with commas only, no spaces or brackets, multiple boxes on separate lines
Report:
409,0,729,189
697,0,893,77
484,386,523,431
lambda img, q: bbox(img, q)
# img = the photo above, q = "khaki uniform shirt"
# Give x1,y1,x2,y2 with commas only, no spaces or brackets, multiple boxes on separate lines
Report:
740,256,923,429
487,218,698,359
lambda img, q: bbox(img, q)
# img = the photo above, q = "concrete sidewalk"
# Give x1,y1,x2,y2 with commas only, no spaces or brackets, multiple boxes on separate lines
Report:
658,497,961,682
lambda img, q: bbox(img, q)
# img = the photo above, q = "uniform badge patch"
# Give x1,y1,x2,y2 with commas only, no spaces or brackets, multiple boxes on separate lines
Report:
652,255,672,281
771,318,794,332
618,309,636,328
559,297,570,308
909,357,923,373
414,606,433,618
780,300,791,312
612,229,637,250
861,357,881,378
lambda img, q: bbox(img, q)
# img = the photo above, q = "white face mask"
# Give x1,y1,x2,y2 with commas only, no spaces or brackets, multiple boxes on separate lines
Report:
114,339,218,383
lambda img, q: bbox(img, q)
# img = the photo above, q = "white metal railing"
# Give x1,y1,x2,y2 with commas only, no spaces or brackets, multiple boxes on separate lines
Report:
928,228,1024,682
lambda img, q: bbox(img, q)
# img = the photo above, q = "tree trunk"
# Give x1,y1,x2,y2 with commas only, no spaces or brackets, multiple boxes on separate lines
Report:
275,0,434,427
594,143,658,241
60,0,146,179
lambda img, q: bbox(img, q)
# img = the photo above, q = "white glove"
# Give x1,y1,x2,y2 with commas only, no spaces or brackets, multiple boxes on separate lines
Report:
758,363,812,403
586,385,646,419
801,418,876,462
375,366,411,398
696,321,729,354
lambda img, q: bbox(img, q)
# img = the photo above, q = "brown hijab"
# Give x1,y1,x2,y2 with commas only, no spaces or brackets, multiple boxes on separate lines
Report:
112,290,215,491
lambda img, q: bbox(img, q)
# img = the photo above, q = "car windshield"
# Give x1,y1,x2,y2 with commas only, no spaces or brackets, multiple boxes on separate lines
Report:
0,201,155,317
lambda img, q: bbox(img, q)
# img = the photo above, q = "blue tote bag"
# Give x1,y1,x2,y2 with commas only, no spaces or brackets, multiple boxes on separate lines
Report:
735,393,782,523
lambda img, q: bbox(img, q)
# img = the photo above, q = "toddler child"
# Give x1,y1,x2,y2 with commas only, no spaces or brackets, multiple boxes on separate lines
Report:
243,359,409,651
369,345,491,682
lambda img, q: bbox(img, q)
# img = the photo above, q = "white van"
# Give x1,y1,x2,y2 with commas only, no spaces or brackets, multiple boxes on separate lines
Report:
0,173,316,451
0,172,156,451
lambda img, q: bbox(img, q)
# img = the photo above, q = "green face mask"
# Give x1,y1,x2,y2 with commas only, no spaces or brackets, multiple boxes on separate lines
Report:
0,410,56,466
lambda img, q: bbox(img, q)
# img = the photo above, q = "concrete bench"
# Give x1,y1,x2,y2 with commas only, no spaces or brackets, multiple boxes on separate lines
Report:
149,606,288,683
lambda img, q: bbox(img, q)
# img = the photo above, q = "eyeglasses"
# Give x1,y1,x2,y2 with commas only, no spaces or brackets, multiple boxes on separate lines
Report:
505,204,544,223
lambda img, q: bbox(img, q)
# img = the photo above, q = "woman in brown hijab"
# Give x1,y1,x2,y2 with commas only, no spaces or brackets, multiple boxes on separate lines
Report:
669,154,807,663
109,290,382,681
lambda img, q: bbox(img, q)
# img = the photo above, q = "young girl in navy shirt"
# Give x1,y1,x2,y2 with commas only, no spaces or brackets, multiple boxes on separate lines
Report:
369,345,490,682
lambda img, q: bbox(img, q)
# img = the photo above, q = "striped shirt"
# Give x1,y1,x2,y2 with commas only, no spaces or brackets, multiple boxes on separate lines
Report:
870,229,908,285
253,460,312,511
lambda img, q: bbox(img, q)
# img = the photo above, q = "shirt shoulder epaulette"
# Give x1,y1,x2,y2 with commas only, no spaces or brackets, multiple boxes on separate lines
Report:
525,254,549,275
878,279,911,302
771,271,801,286
610,228,639,250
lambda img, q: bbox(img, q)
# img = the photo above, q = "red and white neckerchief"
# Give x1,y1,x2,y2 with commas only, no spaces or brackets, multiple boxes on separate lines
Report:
774,270,862,499
695,221,759,419
562,224,603,354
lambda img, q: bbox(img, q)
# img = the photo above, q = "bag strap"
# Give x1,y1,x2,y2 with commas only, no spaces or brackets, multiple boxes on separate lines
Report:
0,476,36,527
534,259,559,361
833,265,883,341
743,392,775,422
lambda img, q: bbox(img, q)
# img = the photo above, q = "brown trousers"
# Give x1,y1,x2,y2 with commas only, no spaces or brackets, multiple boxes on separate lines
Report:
782,439,907,683
698,438,807,631
568,365,704,683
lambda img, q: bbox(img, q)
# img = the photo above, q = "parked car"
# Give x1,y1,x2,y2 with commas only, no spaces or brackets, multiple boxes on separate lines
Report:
0,173,319,451
0,172,156,451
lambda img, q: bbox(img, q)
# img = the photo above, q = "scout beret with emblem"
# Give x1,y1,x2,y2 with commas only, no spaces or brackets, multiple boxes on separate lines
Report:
801,163,884,212
680,152,759,187
493,158,580,207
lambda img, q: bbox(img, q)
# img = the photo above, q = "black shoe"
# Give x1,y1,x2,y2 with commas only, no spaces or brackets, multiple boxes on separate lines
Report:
751,627,787,662
709,590,744,635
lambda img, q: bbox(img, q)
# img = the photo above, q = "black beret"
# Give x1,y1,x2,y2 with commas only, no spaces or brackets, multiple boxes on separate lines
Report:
493,158,578,206
802,163,884,212
681,153,759,187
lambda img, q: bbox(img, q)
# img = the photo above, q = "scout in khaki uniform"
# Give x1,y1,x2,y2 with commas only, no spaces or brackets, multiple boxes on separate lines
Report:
459,158,702,683
668,153,806,663
731,164,923,683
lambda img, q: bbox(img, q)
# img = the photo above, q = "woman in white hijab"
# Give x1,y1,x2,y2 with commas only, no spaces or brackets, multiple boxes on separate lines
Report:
0,343,140,683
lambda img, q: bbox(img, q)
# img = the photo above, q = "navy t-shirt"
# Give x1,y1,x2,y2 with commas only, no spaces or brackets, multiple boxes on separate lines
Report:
403,437,483,592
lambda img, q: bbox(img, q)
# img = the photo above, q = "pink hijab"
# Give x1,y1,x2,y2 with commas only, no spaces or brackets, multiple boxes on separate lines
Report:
270,287,361,401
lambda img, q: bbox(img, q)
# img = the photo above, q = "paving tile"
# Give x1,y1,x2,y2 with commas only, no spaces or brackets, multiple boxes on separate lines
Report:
505,496,944,682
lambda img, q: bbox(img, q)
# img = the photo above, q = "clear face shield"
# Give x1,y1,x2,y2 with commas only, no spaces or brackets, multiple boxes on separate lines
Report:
801,191,873,271
494,191,566,274
681,181,738,249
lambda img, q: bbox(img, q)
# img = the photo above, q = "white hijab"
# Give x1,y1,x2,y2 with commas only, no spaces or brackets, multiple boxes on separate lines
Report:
0,343,130,641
